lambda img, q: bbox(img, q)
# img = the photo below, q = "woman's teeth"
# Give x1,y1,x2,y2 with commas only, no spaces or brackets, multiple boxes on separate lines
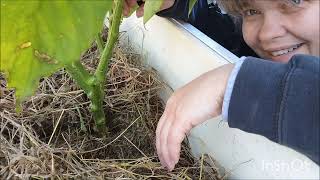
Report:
271,44,301,56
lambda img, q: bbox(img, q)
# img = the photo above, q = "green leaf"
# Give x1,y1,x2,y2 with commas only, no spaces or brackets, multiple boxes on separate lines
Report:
1,0,112,103
143,0,164,24
188,0,197,15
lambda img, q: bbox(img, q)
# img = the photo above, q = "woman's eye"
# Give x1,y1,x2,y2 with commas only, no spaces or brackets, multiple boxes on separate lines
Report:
280,0,304,13
243,9,260,17
291,0,303,5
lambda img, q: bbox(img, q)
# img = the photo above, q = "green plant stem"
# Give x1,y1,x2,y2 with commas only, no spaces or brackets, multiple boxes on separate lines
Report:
66,0,124,134
66,61,106,134
95,0,123,84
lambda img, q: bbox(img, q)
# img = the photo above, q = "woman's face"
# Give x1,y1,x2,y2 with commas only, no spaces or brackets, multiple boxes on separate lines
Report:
241,0,319,63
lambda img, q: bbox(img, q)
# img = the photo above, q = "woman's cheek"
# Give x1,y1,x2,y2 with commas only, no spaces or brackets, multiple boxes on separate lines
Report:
242,23,257,51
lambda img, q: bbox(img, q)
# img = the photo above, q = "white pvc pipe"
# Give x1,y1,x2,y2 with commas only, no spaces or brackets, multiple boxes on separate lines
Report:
118,14,319,179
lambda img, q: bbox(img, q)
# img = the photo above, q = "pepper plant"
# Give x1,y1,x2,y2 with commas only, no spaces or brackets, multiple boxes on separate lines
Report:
1,0,197,133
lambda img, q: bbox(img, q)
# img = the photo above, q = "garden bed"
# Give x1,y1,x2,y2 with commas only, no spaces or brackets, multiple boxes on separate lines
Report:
0,28,222,179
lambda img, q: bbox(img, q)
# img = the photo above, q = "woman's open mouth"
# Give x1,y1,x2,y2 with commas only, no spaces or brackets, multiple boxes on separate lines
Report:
270,43,304,57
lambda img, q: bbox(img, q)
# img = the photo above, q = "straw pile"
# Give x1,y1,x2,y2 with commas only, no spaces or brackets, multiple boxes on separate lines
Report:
0,28,223,179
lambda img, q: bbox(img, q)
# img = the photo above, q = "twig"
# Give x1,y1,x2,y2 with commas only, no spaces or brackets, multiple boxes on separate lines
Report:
199,153,204,180
123,135,147,158
48,109,65,145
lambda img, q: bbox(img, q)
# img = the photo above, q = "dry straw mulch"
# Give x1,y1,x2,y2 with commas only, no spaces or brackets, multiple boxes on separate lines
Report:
0,29,223,179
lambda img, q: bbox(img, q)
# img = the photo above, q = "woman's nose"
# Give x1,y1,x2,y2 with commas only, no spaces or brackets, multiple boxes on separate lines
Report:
258,12,287,43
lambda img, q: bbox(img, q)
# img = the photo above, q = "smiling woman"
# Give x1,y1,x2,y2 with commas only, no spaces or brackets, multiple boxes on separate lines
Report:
218,0,320,63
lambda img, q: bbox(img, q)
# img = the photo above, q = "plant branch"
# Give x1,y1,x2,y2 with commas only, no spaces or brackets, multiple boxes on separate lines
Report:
66,61,93,93
95,0,124,84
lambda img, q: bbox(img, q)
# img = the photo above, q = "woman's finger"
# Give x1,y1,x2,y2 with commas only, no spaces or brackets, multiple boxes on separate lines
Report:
156,98,175,155
160,114,173,169
167,121,186,168
127,0,138,7
136,5,144,17
156,112,167,167
123,0,130,16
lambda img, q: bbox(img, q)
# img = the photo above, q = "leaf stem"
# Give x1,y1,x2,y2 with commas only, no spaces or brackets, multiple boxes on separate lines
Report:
96,33,104,53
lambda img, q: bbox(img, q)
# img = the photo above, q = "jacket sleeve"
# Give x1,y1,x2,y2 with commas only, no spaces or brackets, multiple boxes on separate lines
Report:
228,55,319,165
156,0,190,20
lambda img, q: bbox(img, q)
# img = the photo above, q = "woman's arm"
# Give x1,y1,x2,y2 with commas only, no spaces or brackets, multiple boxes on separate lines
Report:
156,55,319,170
228,55,319,165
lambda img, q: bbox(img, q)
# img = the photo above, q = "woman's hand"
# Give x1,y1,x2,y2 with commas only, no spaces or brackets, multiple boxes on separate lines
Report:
156,64,234,171
123,0,175,17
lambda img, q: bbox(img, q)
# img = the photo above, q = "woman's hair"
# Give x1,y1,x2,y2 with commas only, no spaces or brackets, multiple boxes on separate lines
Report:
216,0,302,17
216,0,252,17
